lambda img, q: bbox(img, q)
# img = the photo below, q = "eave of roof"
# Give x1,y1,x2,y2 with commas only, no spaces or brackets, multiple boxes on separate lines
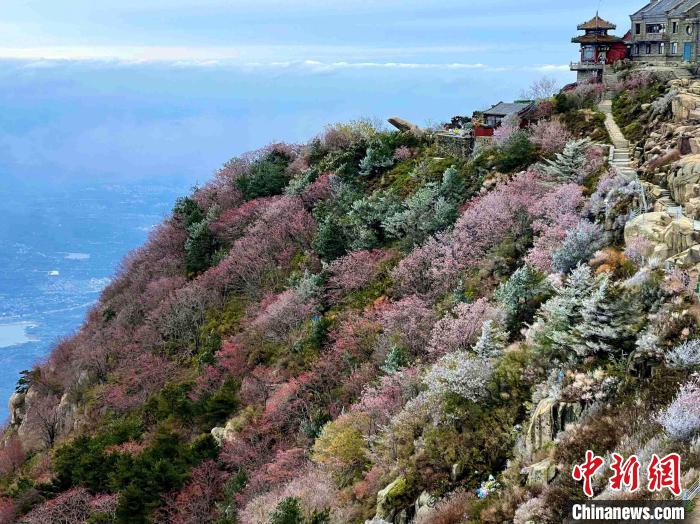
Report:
669,0,700,16
482,101,534,116
572,34,623,44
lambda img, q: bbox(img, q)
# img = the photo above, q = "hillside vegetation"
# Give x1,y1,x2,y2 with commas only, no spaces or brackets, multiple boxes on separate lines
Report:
1,75,699,524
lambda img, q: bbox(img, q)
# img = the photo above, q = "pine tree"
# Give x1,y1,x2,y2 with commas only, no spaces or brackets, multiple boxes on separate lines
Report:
494,265,551,332
573,275,638,357
540,138,591,182
439,165,466,201
531,264,595,358
473,320,508,359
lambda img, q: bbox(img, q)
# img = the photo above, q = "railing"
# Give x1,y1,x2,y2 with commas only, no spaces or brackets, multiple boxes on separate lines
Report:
680,478,700,501
570,61,604,70
641,32,669,42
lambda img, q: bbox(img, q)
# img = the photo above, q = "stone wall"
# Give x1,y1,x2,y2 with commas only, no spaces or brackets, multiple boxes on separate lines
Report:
435,133,474,160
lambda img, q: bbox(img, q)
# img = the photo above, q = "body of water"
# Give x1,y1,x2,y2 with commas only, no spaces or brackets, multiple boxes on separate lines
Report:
0,183,186,420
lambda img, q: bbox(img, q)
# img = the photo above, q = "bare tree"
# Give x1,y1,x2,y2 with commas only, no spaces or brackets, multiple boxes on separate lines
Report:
26,395,61,449
522,76,560,100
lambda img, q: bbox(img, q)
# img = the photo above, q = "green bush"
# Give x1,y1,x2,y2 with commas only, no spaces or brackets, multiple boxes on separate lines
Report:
55,424,218,524
236,149,293,200
495,132,536,173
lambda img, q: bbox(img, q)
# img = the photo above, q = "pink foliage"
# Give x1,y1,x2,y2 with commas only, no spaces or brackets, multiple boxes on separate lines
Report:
391,235,446,297
493,114,520,146
22,488,117,524
0,497,14,524
0,436,24,477
301,173,335,207
625,235,654,264
250,288,317,343
529,119,572,155
428,298,503,357
379,295,437,355
624,71,654,90
160,460,227,524
352,368,420,428
201,196,316,296
241,465,339,524
395,172,584,294
326,249,390,301
525,183,584,272
393,146,414,161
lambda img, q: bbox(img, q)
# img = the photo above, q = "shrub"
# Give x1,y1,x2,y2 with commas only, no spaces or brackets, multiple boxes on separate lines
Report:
236,146,295,200
551,220,605,274
495,131,536,173
312,413,371,486
325,249,389,301
656,376,700,441
424,352,493,403
530,119,572,156
666,340,700,369
383,173,460,246
428,299,503,356
359,144,394,177
270,497,305,524
625,235,654,265
346,190,402,250
588,169,644,235
473,320,508,359
539,139,594,183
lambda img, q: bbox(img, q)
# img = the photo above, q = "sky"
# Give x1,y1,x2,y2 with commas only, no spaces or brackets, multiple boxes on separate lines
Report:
0,0,645,186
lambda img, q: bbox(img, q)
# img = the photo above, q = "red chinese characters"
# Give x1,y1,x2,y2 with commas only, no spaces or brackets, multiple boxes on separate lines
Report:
648,453,682,497
573,450,605,498
573,451,683,498
609,453,641,493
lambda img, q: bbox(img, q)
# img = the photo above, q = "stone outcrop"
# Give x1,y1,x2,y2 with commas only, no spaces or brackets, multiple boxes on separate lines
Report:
413,491,437,522
523,458,558,486
374,477,412,524
387,117,423,136
524,397,584,455
625,212,700,266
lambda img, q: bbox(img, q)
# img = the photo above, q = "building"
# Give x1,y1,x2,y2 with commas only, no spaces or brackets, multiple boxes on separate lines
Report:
477,101,536,132
630,0,700,63
570,13,629,82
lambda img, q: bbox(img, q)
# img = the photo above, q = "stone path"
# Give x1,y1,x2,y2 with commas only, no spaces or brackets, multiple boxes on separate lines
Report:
598,99,649,211
598,96,700,234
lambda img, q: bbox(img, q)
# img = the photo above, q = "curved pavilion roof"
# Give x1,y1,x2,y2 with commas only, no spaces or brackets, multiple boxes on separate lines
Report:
577,13,617,31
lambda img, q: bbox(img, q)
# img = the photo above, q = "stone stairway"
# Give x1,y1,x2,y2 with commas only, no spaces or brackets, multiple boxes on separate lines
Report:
599,96,700,232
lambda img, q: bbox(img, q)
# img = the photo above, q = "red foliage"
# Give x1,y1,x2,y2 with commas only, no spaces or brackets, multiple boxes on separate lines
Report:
246,448,307,497
103,351,176,412
301,173,335,207
201,196,316,296
0,497,14,524
160,460,227,524
326,249,391,301
0,436,25,477
210,196,279,245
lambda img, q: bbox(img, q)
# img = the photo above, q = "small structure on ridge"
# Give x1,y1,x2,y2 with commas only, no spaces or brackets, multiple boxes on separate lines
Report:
571,13,630,82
